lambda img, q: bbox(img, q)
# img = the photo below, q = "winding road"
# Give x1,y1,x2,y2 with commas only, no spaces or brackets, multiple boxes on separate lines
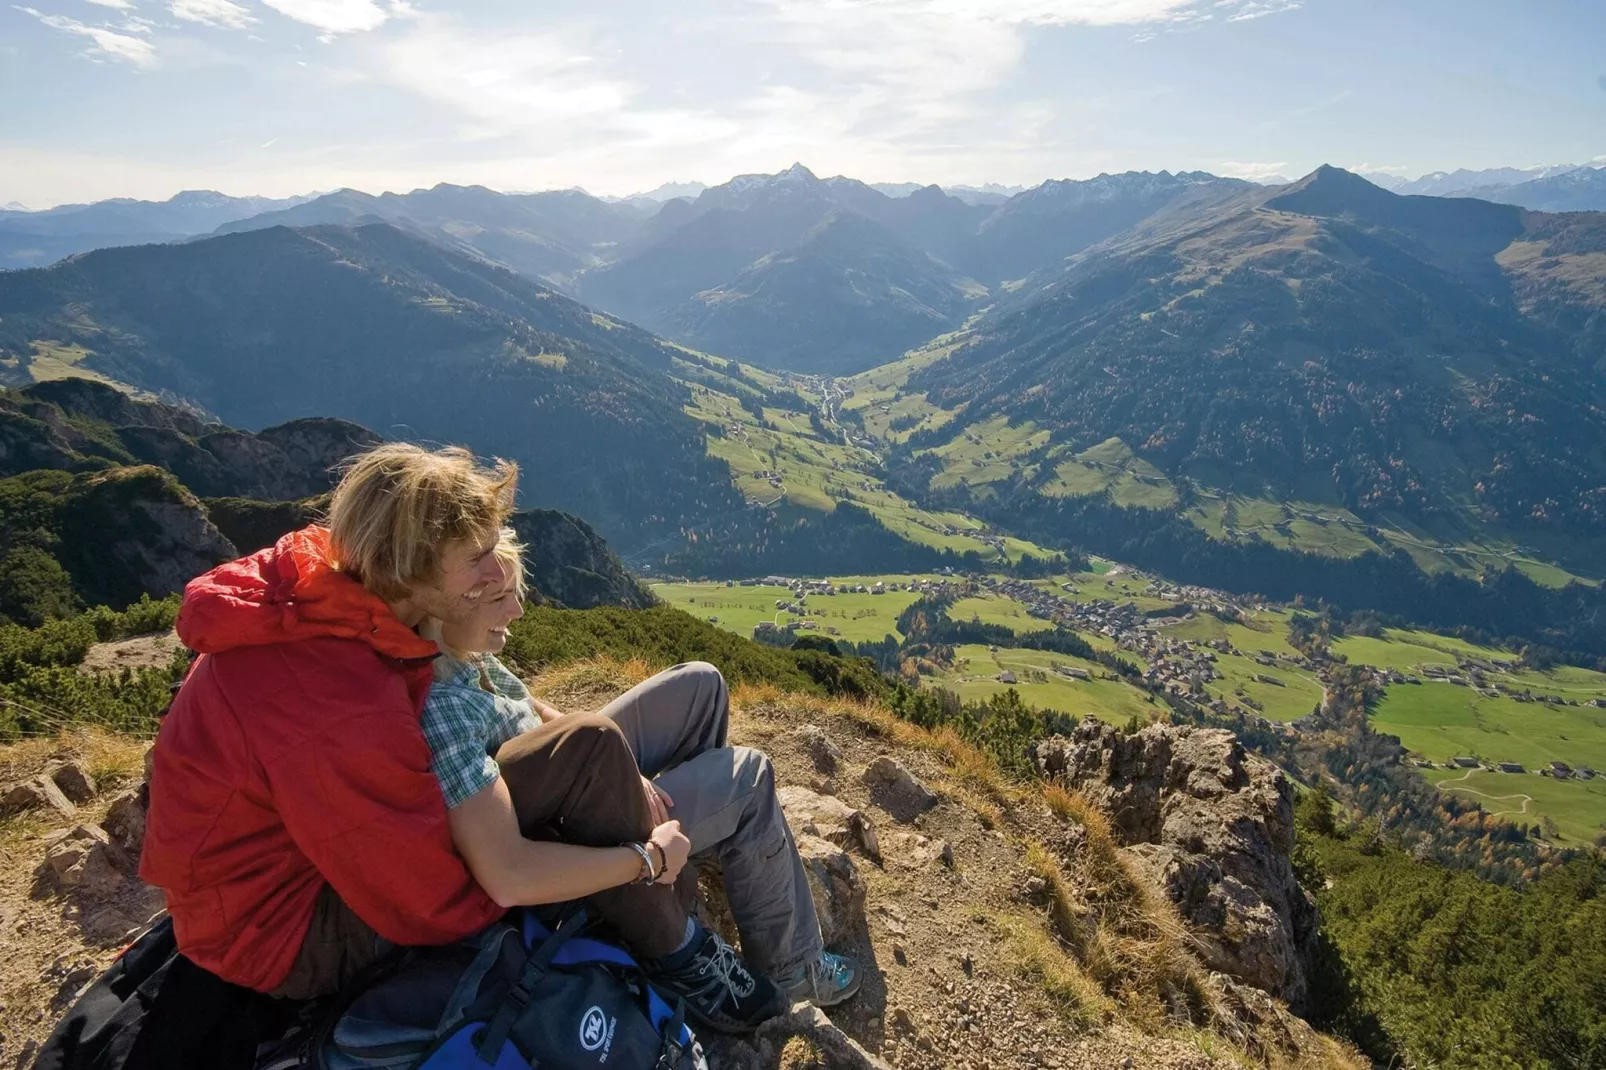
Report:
1436,767,1535,817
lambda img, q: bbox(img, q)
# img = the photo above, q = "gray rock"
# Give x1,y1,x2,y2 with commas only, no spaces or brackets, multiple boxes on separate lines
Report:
794,834,866,948
48,761,96,804
102,789,147,863
1033,716,1318,1007
796,724,844,774
862,756,937,821
41,824,129,897
3,776,76,819
778,786,879,862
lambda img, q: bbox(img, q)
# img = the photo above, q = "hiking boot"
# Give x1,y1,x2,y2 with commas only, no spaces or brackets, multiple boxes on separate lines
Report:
777,950,862,1008
646,922,788,1035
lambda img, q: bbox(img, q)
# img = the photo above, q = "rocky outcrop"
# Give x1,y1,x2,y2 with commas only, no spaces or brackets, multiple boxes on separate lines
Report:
52,466,237,607
507,508,654,610
1033,716,1318,1007
1,378,376,497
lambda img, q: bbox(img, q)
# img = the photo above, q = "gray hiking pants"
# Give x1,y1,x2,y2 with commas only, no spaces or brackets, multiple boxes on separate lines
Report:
598,661,824,980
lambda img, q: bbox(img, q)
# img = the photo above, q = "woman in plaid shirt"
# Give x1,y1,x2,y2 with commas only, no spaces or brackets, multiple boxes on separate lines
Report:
419,532,860,1035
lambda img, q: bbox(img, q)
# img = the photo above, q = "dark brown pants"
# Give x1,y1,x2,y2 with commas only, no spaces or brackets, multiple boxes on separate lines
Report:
494,712,699,958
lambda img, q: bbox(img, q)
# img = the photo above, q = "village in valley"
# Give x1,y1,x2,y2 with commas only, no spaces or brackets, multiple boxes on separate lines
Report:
655,560,1606,846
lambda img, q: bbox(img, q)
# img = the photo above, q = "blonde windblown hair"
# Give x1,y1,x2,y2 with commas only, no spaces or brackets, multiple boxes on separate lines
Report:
327,443,518,602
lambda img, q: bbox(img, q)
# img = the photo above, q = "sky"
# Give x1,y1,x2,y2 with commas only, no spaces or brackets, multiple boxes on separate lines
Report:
2,0,1604,208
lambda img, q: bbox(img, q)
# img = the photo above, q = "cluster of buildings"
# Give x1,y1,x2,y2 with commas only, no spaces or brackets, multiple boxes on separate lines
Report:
1432,756,1598,780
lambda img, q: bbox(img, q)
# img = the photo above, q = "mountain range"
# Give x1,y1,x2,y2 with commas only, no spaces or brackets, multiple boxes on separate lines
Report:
9,162,1604,380
0,222,748,546
0,190,316,269
1368,163,1606,212
877,165,1606,583
5,162,1606,609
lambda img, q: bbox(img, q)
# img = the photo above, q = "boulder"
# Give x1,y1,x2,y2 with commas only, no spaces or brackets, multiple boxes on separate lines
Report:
41,824,130,897
3,776,76,819
881,831,953,871
1032,716,1318,1007
862,756,937,821
778,786,879,862
795,724,843,774
794,834,866,948
49,761,97,804
102,789,147,863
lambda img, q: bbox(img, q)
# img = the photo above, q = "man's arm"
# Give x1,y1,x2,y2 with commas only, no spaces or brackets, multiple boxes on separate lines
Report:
447,777,686,907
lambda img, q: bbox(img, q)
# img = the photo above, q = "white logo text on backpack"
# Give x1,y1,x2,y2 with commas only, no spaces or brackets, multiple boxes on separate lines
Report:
579,1004,616,1061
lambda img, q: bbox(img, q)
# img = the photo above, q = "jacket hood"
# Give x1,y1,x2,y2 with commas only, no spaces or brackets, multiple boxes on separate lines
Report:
176,525,438,661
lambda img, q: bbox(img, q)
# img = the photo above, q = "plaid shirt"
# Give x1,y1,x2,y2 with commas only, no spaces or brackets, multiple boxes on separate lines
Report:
420,652,540,808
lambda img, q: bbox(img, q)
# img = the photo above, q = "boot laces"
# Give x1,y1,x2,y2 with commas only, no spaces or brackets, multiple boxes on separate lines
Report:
699,937,757,1000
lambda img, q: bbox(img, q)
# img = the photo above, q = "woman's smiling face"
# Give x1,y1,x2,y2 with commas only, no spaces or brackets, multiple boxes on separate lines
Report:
440,574,524,656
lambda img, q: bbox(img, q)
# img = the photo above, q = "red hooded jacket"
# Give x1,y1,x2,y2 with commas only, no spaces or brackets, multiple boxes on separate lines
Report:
140,526,505,992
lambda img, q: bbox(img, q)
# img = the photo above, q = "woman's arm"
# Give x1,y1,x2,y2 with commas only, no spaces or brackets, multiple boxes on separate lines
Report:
446,775,685,908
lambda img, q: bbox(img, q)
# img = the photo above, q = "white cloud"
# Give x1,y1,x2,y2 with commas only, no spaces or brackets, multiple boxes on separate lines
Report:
16,5,157,65
169,0,254,29
1224,0,1302,21
262,0,388,34
1217,160,1289,181
79,0,133,8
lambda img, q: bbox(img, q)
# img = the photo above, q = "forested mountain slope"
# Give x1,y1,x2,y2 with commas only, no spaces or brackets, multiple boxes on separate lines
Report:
0,378,649,624
897,166,1606,541
0,222,746,546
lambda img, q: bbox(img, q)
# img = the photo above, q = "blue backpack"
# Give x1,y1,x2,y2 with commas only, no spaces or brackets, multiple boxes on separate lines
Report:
311,909,706,1070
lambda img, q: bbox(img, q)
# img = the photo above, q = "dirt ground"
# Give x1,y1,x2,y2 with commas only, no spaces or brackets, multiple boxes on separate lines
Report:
0,660,1253,1070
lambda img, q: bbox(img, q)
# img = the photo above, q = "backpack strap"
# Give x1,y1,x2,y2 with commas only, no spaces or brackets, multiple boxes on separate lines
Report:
473,908,589,1065
653,998,689,1070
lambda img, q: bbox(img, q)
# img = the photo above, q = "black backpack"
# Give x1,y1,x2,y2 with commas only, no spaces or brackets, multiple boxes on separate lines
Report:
33,916,320,1070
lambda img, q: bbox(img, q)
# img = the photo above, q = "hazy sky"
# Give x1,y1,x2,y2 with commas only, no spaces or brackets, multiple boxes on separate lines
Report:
3,0,1603,207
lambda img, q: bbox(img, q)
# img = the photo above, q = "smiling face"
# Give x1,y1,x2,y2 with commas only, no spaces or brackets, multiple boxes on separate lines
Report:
398,529,507,628
438,570,525,656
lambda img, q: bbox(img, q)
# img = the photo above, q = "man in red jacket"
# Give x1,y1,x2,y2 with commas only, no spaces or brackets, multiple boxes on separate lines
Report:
141,444,519,997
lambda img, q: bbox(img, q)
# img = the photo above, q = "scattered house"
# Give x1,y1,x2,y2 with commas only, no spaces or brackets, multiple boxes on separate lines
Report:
1550,761,1573,779
1253,674,1287,687
1577,766,1597,780
999,671,1018,685
1497,762,1525,774
707,616,719,624
1055,666,1091,680
1453,756,1480,768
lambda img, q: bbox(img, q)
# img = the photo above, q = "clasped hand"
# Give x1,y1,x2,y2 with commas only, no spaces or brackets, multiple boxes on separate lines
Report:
641,775,686,884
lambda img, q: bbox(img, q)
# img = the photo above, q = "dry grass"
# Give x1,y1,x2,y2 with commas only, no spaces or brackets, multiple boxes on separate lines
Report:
0,726,147,789
997,913,1113,1029
1039,782,1204,1029
524,655,657,712
1024,840,1085,949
